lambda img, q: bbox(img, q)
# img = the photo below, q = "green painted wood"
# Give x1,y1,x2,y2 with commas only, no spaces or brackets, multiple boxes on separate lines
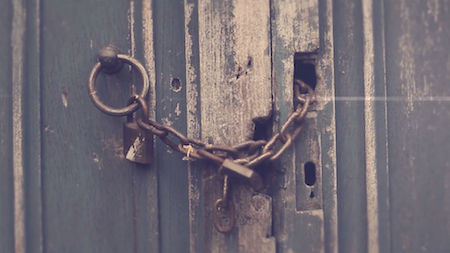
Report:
271,0,338,252
38,0,159,252
23,0,44,252
183,1,206,252
0,0,14,252
129,1,161,253
384,1,450,252
372,1,390,253
333,1,368,252
3,1,450,252
152,0,190,252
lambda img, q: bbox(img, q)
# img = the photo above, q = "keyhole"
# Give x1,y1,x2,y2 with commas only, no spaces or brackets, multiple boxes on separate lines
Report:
304,162,316,186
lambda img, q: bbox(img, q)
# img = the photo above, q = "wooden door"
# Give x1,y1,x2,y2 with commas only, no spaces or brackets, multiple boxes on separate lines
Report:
1,0,450,253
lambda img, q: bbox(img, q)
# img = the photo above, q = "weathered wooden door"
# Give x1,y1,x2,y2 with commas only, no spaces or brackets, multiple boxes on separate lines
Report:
2,0,450,253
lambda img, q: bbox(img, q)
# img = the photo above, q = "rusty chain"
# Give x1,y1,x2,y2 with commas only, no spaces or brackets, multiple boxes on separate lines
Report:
133,79,316,173
131,79,315,232
89,46,317,234
124,79,314,234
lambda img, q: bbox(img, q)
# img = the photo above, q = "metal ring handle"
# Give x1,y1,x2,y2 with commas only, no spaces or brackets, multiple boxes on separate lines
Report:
88,54,150,116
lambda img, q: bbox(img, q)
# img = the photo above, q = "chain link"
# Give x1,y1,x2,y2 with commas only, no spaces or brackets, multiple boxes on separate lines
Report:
90,47,317,234
135,78,315,171
129,79,314,234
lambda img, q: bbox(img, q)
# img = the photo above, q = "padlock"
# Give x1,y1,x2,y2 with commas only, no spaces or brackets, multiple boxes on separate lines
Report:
123,97,153,164
221,159,263,191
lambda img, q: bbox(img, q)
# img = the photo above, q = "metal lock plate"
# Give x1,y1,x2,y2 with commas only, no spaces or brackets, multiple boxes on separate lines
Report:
123,117,153,164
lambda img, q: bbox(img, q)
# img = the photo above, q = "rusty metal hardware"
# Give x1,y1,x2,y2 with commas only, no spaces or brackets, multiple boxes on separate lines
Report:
221,159,263,191
88,45,150,116
88,45,316,234
97,45,124,74
133,78,315,233
135,78,315,173
123,96,154,164
213,175,236,233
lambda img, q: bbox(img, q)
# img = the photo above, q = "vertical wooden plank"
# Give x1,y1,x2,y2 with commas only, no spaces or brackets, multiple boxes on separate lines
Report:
317,1,338,252
136,0,160,252
384,1,450,252
333,0,368,252
362,1,389,253
372,1,391,252
362,0,378,252
39,0,142,252
11,0,27,252
152,0,190,252
272,0,338,252
183,1,205,253
0,0,15,252
23,0,43,252
134,0,161,250
193,0,275,252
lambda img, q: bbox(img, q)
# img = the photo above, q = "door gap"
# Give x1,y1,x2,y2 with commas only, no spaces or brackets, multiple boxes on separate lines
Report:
294,52,318,90
252,114,278,190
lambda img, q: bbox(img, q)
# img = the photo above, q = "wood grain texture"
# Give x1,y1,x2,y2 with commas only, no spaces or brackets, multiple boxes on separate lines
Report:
11,0,26,252
39,0,158,252
384,1,450,252
271,0,338,252
5,1,450,252
23,0,43,252
184,1,205,253
190,0,275,252
0,0,15,252
333,0,369,252
372,1,390,252
152,0,191,252
132,1,160,252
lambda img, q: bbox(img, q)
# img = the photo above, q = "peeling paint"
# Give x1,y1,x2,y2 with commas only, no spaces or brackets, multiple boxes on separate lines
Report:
92,153,99,163
174,102,181,116
61,88,68,107
362,1,380,253
399,0,417,115
12,0,26,252
196,0,274,252
198,0,272,145
128,0,136,58
184,3,202,252
161,117,173,127
142,0,156,120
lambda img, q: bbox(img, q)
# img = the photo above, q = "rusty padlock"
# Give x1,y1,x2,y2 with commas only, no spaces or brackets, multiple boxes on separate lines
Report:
123,96,153,164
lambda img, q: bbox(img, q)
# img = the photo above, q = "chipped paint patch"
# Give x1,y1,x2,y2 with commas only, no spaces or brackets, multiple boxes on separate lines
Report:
142,0,156,120
128,0,136,57
61,88,68,107
174,103,181,116
92,153,99,163
161,117,173,127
